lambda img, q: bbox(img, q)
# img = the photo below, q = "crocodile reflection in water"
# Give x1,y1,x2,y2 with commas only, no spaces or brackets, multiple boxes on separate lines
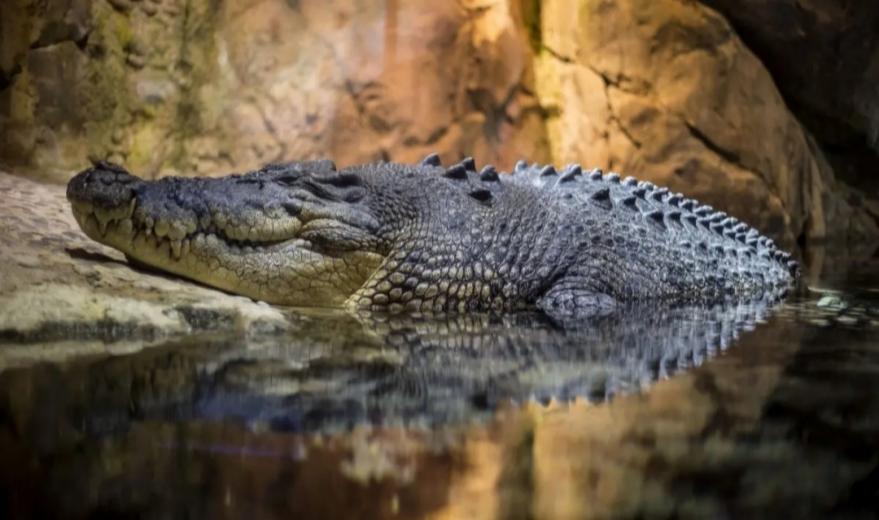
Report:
0,295,782,433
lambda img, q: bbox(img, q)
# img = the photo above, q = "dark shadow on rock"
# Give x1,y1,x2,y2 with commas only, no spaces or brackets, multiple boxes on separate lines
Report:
64,246,124,265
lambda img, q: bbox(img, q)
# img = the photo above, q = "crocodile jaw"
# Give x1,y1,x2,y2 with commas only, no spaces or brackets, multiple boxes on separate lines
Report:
69,200,383,306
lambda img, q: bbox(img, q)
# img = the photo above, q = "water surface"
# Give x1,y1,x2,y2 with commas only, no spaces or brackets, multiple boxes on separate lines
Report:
1,249,877,519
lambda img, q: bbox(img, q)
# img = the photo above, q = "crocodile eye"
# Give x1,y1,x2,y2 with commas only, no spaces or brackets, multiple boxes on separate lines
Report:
316,172,363,188
341,187,366,203
275,174,301,186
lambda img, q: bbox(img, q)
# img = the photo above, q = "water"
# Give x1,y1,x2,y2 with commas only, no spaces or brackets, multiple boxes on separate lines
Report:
1,250,877,519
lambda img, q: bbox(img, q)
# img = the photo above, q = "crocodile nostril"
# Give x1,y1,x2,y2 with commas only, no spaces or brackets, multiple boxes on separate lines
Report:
67,162,143,210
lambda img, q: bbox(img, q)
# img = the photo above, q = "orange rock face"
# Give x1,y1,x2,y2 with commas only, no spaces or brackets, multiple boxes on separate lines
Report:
0,0,876,246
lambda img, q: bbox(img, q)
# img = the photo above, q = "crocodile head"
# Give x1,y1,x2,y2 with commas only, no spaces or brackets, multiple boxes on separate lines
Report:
67,161,389,307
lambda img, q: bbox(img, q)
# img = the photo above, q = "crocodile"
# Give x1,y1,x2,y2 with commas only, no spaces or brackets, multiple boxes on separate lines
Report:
66,155,798,316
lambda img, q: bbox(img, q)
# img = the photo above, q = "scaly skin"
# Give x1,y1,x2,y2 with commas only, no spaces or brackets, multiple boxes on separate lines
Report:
66,155,798,315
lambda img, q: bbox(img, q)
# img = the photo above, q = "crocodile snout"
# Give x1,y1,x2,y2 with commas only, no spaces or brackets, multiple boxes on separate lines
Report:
67,161,142,237
67,161,142,209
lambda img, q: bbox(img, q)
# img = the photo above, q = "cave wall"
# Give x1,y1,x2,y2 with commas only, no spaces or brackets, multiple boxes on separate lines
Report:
0,0,548,181
1,0,876,246
701,0,879,190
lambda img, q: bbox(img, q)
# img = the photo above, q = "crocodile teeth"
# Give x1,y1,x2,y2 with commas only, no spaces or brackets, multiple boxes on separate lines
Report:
154,219,170,239
97,214,111,236
168,222,188,241
93,209,112,235
118,218,133,238
170,239,182,259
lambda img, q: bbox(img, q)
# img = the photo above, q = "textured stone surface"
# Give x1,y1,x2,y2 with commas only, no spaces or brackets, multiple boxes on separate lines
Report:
700,0,879,188
0,171,291,356
532,0,877,245
0,0,547,181
0,0,876,246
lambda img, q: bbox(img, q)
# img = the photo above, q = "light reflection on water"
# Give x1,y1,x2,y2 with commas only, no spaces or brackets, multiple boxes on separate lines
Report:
0,253,877,519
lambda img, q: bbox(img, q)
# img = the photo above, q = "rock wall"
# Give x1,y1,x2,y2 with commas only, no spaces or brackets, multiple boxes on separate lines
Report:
701,0,879,193
1,0,876,246
0,0,548,180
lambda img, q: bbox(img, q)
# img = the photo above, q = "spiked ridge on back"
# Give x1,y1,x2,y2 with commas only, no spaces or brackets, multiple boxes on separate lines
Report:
429,155,799,281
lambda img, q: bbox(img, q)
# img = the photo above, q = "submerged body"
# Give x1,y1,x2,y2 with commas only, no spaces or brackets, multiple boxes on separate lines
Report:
67,156,798,316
